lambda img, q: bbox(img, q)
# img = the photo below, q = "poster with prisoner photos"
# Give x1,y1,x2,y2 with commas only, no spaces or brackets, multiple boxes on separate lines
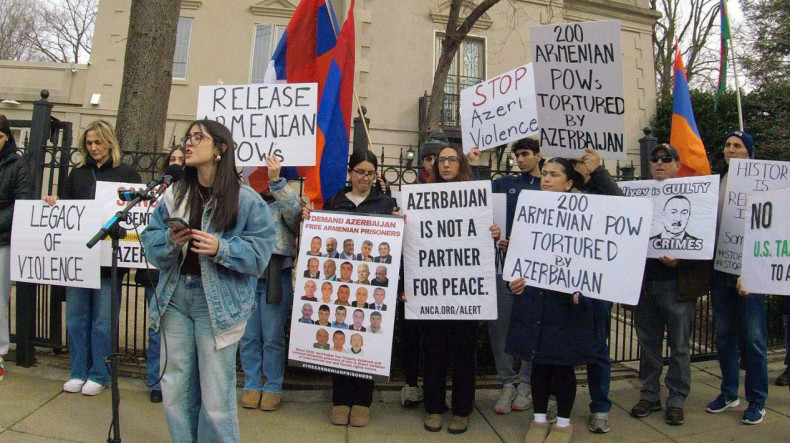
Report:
95,181,158,268
741,188,790,295
502,191,652,305
618,175,719,259
288,211,404,382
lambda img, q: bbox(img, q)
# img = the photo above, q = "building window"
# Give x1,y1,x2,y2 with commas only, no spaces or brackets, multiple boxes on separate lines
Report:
435,33,486,126
251,24,286,83
172,17,193,79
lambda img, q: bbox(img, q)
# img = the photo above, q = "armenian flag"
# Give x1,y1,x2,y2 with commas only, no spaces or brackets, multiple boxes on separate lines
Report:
670,45,711,176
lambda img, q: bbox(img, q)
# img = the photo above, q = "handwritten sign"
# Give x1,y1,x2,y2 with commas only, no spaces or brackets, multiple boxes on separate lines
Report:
715,159,790,274
531,20,625,159
503,191,651,305
402,181,497,320
197,83,317,167
10,200,101,289
95,181,157,269
460,63,539,152
741,188,790,295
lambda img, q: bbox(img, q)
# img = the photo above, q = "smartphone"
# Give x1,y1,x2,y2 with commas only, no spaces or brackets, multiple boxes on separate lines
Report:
164,217,191,232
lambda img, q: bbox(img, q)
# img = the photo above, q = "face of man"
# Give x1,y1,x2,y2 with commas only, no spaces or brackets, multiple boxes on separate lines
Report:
662,197,691,236
370,315,382,330
332,332,345,350
310,237,321,253
357,264,370,281
321,283,333,302
340,263,353,281
318,308,330,324
378,244,390,257
301,304,313,319
350,334,363,351
373,289,385,305
325,238,337,254
514,148,540,175
337,286,350,303
343,239,354,254
723,136,750,164
649,148,680,180
375,266,387,281
355,288,368,306
304,281,316,297
334,309,346,324
323,260,336,278
422,154,435,172
307,258,319,275
316,329,329,345
361,242,372,257
353,310,364,327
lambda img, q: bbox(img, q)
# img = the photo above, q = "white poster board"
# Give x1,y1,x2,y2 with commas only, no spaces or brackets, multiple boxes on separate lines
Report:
95,181,157,269
11,200,102,289
460,63,539,152
618,175,719,259
287,211,404,382
715,159,790,274
741,188,790,295
531,20,626,159
502,191,651,305
402,182,498,320
197,83,318,167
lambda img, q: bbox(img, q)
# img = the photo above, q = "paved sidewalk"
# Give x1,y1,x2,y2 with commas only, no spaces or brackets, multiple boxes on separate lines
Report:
0,358,788,442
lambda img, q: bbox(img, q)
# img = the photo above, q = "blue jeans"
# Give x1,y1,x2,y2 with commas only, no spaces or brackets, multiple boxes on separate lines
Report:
711,270,768,408
161,275,240,443
66,277,122,385
487,276,531,385
240,269,293,393
587,299,612,413
145,287,161,391
783,314,789,366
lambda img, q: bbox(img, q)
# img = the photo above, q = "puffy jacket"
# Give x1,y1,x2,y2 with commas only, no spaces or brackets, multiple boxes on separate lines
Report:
0,141,32,245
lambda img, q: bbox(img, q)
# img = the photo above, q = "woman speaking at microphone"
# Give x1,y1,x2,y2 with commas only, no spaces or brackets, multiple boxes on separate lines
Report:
142,119,274,442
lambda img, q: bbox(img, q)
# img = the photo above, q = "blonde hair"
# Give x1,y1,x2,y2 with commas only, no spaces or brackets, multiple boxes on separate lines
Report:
77,120,122,168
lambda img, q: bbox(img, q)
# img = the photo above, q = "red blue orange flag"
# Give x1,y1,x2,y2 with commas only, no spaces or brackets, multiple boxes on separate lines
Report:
670,45,711,176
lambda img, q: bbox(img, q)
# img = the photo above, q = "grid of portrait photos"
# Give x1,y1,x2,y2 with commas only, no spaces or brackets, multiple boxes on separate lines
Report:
287,211,404,381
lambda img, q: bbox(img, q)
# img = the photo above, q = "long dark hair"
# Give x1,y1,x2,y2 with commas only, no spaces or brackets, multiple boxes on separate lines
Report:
543,157,583,191
160,144,185,173
175,119,240,231
430,144,473,183
348,149,378,171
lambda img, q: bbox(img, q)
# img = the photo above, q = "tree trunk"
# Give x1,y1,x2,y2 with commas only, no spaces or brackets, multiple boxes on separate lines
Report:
115,0,180,153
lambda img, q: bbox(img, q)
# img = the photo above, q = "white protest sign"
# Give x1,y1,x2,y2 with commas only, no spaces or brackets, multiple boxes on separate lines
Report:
288,211,404,381
460,63,539,152
531,20,626,159
402,181,497,320
502,191,651,305
197,83,317,167
619,175,719,259
11,200,102,289
715,159,790,274
741,188,790,295
95,181,157,269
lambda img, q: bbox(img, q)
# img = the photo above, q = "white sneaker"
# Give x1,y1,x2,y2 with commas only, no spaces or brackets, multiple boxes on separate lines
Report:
512,383,532,411
63,378,86,393
494,384,517,414
400,384,423,408
81,380,105,396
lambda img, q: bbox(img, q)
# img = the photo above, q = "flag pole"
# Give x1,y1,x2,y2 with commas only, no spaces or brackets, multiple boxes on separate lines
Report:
724,0,745,131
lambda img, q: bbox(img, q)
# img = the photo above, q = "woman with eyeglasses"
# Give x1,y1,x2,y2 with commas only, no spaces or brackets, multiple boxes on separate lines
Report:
141,119,274,442
302,149,396,427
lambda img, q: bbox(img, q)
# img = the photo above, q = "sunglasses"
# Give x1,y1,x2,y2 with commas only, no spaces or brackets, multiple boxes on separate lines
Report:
650,154,675,164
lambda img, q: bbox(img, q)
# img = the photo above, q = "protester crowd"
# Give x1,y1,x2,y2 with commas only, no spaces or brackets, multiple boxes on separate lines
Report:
1,115,789,443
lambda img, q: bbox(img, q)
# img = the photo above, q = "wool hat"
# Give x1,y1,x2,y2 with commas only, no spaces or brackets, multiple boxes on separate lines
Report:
420,131,449,160
725,130,755,158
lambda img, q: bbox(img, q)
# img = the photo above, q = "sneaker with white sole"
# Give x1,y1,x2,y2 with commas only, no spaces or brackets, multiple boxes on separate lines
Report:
589,412,610,433
547,396,558,424
705,395,740,413
81,380,105,396
400,384,423,408
512,383,532,411
494,384,517,414
741,403,766,425
63,378,86,393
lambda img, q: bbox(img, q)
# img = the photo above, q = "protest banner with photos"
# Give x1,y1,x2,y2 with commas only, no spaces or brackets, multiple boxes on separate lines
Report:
619,175,719,259
11,200,102,289
197,83,317,167
531,20,625,159
402,181,498,320
502,191,651,305
287,211,404,382
460,63,539,152
741,187,790,295
95,181,157,268
715,159,790,274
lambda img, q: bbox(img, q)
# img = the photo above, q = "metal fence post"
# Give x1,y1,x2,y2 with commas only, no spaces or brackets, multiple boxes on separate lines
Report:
353,106,370,153
638,126,657,179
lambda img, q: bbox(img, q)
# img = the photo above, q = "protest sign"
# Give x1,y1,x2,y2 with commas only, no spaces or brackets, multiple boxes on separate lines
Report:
619,175,719,259
715,159,790,274
460,63,539,152
197,83,317,167
741,188,790,295
502,191,651,305
402,181,497,320
531,20,625,159
11,200,102,289
288,211,404,382
95,181,157,269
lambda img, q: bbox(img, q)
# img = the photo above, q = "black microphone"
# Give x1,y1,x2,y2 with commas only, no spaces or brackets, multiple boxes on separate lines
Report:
152,164,183,198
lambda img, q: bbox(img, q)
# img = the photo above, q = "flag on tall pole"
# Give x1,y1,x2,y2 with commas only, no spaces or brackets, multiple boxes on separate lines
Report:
714,0,730,110
670,44,711,177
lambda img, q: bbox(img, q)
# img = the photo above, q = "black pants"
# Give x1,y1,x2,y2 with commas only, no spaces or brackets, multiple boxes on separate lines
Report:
531,362,576,419
332,375,374,407
422,320,478,416
397,300,422,385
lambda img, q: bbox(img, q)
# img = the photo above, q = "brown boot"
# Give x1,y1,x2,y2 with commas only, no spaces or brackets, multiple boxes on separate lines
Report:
524,421,550,442
260,392,281,411
241,390,261,409
544,424,572,443
447,415,469,434
331,405,350,425
349,405,370,427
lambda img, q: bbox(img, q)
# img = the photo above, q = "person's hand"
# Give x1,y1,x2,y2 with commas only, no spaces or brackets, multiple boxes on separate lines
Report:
736,276,750,296
266,156,282,181
509,277,527,295
466,147,481,166
578,147,602,174
498,237,510,252
490,223,501,241
302,201,313,220
170,226,192,246
399,291,407,302
189,230,220,256
659,256,678,268
43,195,58,206
572,291,581,304
377,176,388,193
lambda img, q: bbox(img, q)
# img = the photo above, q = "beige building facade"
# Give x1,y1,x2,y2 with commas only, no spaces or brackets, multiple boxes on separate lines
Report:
0,0,659,171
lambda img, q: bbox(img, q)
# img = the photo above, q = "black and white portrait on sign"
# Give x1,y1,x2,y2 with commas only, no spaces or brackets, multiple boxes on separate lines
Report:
649,196,702,250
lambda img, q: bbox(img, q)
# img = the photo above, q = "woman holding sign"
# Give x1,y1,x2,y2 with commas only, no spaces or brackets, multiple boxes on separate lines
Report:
302,149,396,427
506,157,595,442
43,120,141,396
141,120,274,442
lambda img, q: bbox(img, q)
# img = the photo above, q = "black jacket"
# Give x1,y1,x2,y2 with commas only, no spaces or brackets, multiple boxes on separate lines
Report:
582,167,624,197
61,157,141,200
324,186,397,215
0,140,32,245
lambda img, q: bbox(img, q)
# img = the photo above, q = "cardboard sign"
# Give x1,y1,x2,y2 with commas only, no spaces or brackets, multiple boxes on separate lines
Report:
460,63,539,152
619,175,719,259
95,181,158,269
402,181,498,320
741,188,790,295
287,211,404,382
531,20,626,159
502,191,651,305
715,159,790,274
197,83,318,166
11,200,102,289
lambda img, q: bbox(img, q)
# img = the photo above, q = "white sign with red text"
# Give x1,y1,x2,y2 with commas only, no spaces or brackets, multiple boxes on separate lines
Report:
95,181,158,269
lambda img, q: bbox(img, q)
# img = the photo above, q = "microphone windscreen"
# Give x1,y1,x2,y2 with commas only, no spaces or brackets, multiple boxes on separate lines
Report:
164,164,183,183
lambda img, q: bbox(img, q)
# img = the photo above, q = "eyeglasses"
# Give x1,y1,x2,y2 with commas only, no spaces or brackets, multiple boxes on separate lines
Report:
181,133,209,145
351,169,376,178
437,156,459,165
650,154,675,164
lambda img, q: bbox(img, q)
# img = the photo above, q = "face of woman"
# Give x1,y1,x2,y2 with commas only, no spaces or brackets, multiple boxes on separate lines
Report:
349,160,376,193
437,147,460,181
183,125,217,169
85,130,110,165
169,149,185,166
541,162,573,192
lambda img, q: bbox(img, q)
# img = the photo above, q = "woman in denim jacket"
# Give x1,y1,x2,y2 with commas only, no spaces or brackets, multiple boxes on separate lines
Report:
142,120,274,442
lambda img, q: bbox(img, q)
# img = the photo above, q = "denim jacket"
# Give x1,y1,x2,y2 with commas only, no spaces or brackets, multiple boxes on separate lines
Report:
141,182,275,346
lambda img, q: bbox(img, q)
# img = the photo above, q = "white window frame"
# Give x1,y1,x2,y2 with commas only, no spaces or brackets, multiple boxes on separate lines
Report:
172,17,193,80
250,24,286,84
